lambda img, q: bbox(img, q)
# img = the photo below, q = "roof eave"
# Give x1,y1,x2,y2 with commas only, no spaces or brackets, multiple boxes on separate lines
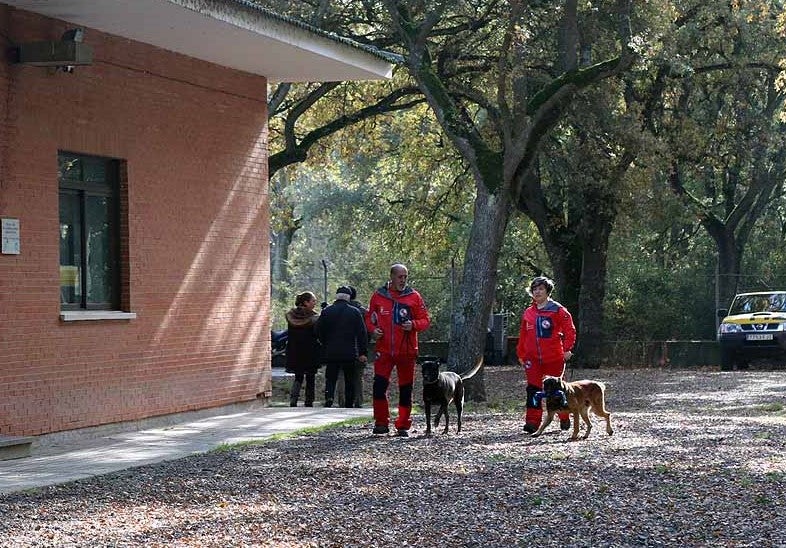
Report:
2,0,396,82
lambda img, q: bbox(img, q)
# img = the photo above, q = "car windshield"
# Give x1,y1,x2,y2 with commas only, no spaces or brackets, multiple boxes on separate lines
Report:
729,294,786,314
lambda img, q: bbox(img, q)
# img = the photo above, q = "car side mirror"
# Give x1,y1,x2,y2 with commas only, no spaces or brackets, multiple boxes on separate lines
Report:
717,308,728,318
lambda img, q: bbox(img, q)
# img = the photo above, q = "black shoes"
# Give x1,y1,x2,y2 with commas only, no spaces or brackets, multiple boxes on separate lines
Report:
372,424,389,435
324,399,333,408
372,425,411,437
523,420,569,433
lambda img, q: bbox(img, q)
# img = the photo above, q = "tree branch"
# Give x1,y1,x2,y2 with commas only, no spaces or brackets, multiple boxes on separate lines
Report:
269,85,424,175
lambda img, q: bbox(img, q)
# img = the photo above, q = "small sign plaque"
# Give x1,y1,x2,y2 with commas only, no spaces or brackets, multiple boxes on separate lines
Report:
1,218,20,255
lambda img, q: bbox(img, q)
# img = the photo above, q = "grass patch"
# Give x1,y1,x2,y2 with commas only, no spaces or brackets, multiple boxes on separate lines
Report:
211,416,369,452
755,494,772,505
765,471,785,482
465,399,521,413
754,402,784,413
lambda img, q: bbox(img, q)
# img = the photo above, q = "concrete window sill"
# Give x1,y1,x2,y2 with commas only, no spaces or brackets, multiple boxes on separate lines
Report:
60,311,137,322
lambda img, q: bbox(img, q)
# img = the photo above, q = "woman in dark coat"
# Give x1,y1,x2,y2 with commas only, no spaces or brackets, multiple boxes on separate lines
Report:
285,291,321,406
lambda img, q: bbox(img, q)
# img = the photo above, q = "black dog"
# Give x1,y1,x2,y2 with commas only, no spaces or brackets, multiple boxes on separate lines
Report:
421,358,483,436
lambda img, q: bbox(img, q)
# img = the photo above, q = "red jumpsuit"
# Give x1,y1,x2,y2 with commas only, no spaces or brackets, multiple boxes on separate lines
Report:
365,284,430,431
516,299,576,428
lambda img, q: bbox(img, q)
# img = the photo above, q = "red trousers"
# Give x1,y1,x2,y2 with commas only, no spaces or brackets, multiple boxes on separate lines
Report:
372,353,415,431
524,358,569,427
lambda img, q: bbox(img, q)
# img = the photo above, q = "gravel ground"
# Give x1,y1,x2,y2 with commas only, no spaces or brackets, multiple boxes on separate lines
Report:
1,365,786,547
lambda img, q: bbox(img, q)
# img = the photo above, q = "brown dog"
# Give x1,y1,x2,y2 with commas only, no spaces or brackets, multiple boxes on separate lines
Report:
532,375,613,441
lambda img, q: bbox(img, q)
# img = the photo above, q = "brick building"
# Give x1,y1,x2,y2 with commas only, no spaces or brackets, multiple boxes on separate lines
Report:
0,1,392,438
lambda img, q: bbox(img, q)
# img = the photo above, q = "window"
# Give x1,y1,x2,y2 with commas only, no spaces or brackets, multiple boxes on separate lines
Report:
58,152,121,310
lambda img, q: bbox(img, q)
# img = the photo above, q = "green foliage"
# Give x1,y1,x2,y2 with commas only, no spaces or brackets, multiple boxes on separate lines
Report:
272,103,477,337
266,0,786,345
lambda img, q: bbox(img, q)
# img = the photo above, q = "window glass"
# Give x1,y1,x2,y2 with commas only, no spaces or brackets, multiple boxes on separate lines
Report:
82,156,108,183
732,294,786,314
58,154,81,181
58,151,120,310
59,192,82,305
85,195,113,304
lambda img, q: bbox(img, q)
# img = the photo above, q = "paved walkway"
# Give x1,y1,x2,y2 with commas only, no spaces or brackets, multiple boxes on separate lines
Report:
0,403,372,495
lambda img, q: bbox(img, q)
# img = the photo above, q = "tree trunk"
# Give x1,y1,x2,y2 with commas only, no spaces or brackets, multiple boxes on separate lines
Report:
576,227,612,368
521,158,621,369
449,187,512,402
270,223,298,301
541,231,582,320
711,228,741,310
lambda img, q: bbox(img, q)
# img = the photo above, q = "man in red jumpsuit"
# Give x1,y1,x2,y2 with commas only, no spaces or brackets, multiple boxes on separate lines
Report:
366,263,430,437
516,276,576,434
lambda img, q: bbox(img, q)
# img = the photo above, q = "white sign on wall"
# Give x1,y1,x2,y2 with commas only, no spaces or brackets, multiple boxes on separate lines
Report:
1,218,20,255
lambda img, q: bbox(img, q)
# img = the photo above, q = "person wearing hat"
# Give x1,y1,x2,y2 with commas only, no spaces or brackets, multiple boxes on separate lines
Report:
515,276,576,433
316,286,369,407
346,286,368,408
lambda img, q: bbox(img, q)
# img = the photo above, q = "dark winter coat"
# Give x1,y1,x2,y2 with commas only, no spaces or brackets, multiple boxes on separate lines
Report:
285,306,320,374
316,299,368,363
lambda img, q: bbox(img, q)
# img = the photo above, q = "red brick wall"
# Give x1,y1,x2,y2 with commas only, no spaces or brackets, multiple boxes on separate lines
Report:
0,6,272,436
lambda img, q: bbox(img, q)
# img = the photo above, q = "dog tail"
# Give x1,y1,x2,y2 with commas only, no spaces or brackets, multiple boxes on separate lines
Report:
459,357,484,380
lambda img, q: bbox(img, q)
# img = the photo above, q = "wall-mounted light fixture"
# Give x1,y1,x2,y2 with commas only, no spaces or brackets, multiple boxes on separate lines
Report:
14,28,93,72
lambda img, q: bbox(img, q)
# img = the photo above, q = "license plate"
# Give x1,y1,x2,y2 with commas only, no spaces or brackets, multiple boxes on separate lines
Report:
746,333,773,341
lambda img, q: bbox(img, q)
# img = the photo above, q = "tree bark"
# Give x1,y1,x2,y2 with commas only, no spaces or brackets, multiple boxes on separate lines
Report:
384,0,635,398
449,187,512,401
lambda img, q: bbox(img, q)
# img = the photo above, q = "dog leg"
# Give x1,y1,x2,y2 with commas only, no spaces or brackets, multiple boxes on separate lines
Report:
567,411,581,441
455,384,464,434
434,405,444,430
532,411,555,437
441,404,449,434
579,408,593,440
424,402,433,436
590,398,614,436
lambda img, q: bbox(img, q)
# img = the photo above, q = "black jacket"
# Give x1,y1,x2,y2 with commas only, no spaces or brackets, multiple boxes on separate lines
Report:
285,306,320,374
316,299,368,363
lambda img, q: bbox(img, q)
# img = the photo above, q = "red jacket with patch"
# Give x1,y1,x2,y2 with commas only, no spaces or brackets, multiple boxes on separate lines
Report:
516,299,576,366
365,284,430,358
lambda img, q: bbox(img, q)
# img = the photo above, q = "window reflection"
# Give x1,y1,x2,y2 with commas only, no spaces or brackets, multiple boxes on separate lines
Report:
58,151,119,310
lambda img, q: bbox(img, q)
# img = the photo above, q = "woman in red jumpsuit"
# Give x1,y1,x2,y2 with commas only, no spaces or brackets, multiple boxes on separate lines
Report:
516,276,576,433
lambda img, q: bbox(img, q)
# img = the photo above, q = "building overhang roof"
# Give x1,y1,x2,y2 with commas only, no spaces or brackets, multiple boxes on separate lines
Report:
3,0,396,82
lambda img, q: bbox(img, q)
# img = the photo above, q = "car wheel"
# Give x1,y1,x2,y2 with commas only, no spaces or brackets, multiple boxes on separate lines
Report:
720,348,736,371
